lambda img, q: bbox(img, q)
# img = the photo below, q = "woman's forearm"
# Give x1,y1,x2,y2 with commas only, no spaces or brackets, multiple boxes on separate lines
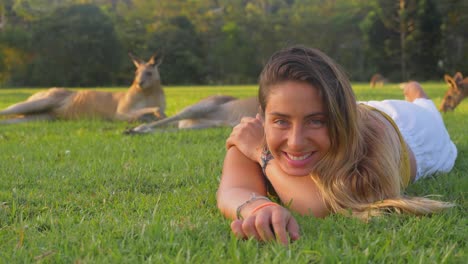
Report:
217,147,269,220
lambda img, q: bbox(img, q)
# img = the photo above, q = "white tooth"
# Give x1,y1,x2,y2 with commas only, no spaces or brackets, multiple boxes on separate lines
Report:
288,153,311,160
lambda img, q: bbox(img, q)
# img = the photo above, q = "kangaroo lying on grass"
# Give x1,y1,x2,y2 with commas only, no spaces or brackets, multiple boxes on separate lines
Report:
440,72,467,112
124,95,259,134
369,73,388,88
0,53,166,124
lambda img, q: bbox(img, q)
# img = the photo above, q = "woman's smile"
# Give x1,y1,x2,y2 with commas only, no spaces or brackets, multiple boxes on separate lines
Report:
284,151,315,167
285,152,312,161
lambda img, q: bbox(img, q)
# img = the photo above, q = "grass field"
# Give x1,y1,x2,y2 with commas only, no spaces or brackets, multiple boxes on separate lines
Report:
0,83,466,263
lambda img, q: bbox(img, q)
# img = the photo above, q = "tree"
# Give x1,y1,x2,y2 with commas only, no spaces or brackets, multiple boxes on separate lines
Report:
0,27,31,86
361,0,442,81
437,0,468,75
0,0,464,86
360,10,399,79
11,0,76,21
406,0,442,80
148,16,205,85
23,4,123,86
291,0,372,81
0,0,32,86
376,0,418,80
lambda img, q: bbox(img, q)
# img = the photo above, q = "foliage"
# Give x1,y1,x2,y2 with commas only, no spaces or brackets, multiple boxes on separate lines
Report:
290,0,373,80
0,27,31,86
0,83,466,263
11,0,77,21
406,0,443,80
438,0,468,75
16,4,123,87
149,16,206,85
0,0,467,86
360,0,442,81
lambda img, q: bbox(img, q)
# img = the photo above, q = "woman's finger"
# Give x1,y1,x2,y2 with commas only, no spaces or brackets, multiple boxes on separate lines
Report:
270,210,289,245
255,214,276,242
286,216,300,242
241,216,262,241
240,116,255,123
230,219,247,240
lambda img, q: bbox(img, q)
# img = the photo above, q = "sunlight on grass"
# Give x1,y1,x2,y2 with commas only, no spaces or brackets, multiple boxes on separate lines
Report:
0,83,466,263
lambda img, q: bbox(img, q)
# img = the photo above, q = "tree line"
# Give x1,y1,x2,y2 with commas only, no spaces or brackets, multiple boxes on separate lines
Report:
0,0,466,87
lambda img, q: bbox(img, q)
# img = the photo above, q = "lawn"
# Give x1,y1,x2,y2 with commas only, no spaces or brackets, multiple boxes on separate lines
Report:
0,83,466,263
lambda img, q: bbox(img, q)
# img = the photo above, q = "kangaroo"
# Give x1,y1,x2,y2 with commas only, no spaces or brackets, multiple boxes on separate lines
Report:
124,95,259,134
0,52,166,124
440,72,468,112
369,73,388,88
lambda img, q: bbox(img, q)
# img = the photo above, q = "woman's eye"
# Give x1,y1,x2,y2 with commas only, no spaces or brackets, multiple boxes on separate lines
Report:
308,119,325,128
273,119,288,127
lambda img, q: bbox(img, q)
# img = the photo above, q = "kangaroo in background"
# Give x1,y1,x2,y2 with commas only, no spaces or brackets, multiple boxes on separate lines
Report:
440,72,467,112
369,73,388,88
0,52,166,124
124,95,259,134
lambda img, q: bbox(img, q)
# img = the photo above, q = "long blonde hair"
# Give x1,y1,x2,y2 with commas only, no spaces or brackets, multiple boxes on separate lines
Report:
259,45,454,220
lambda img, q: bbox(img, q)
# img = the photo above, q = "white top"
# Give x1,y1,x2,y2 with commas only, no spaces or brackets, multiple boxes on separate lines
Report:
359,99,457,180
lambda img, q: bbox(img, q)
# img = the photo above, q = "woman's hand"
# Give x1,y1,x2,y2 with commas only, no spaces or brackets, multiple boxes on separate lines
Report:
226,114,265,163
230,203,300,245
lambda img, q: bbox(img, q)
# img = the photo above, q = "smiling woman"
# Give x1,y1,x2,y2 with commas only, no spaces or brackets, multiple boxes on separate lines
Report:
217,45,458,245
262,81,330,177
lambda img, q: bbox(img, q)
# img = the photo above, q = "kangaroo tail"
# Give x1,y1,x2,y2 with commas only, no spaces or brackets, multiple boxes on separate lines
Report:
0,88,72,116
0,97,59,115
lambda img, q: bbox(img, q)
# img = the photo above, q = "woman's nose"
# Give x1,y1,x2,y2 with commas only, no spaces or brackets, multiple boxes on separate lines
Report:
288,124,306,149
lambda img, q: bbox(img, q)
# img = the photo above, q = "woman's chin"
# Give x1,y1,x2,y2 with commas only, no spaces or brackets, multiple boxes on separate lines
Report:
280,164,311,177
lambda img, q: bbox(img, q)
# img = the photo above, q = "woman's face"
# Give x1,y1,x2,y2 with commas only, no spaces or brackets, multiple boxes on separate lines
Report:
263,81,330,176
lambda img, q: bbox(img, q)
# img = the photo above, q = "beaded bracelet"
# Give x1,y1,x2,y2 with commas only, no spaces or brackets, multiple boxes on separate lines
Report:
236,193,271,220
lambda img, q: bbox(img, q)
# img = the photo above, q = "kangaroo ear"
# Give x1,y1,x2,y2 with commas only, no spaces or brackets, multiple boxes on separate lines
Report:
444,74,451,83
149,53,163,67
445,74,460,92
128,52,143,68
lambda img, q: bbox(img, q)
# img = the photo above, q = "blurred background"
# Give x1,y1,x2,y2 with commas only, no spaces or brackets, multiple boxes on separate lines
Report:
0,0,466,87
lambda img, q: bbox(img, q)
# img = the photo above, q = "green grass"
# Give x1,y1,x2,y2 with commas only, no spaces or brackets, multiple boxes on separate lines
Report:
0,83,466,263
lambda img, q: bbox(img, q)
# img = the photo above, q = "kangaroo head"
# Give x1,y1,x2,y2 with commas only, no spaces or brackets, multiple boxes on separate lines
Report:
129,52,163,90
440,72,467,112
